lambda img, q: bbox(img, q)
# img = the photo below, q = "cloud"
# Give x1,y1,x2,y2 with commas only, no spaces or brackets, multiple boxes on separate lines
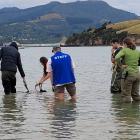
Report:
103,0,140,15
0,0,139,15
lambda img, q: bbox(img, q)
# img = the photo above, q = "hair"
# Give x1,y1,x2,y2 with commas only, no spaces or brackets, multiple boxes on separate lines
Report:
10,41,18,50
111,39,119,44
52,46,61,53
123,37,136,50
40,57,48,75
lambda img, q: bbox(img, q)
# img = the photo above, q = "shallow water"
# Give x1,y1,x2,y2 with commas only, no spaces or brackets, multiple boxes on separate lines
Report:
0,47,140,140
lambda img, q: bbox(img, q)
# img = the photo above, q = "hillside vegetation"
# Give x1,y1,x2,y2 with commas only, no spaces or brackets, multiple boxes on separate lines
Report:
66,19,140,46
34,13,64,22
107,19,140,34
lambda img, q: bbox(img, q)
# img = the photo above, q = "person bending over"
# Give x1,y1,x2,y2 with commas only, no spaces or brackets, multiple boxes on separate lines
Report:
36,57,48,92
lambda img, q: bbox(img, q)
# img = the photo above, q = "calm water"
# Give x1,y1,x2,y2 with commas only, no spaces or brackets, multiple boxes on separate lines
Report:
0,47,140,140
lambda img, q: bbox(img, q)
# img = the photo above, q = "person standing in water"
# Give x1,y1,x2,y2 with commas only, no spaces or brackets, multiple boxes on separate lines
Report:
115,37,140,103
39,46,76,101
36,57,48,92
0,41,25,95
110,39,123,93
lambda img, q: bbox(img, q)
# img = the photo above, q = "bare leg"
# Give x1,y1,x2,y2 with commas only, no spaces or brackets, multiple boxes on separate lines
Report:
66,83,76,101
54,86,65,100
55,93,64,100
70,95,76,102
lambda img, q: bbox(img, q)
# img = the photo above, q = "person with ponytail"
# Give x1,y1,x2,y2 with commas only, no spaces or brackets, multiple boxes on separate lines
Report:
115,37,140,103
36,57,48,92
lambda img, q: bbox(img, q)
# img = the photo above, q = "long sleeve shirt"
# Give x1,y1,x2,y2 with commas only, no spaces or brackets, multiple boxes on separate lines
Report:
115,48,140,75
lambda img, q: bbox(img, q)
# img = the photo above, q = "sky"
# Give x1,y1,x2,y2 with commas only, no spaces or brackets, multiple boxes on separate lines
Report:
0,0,139,15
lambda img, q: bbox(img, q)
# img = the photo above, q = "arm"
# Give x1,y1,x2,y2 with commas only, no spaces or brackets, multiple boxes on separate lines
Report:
115,49,125,63
0,48,3,60
115,49,127,68
38,75,45,83
138,51,140,66
111,48,115,63
71,58,76,73
38,58,52,84
40,72,51,84
38,73,48,83
71,58,75,68
17,53,25,77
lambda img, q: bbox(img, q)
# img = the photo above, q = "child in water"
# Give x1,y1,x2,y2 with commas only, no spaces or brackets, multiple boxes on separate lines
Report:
36,57,48,92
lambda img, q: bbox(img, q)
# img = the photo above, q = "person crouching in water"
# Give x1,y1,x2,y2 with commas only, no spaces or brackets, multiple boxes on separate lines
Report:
36,57,48,92
115,37,140,103
110,39,123,93
0,41,25,95
38,46,76,101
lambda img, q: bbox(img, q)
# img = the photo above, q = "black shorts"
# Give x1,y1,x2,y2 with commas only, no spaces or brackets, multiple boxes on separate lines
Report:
54,83,76,97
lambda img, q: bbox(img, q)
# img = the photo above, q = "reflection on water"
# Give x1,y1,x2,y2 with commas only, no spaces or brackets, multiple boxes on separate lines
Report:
0,47,139,140
2,94,17,121
0,94,24,139
49,100,76,139
112,94,140,139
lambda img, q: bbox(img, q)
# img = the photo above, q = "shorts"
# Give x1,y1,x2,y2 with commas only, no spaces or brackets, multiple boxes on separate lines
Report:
54,83,76,97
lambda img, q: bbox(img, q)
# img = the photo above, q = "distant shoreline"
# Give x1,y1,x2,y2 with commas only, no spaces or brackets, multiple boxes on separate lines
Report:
21,44,140,48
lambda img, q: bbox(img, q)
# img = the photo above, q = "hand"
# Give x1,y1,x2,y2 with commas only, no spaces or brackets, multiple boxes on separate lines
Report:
22,77,26,83
111,58,115,63
35,82,42,88
35,82,39,87
22,76,25,80
122,65,128,68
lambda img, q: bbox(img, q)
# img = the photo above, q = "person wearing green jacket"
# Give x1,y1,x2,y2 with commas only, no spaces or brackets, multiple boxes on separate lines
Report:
115,37,140,103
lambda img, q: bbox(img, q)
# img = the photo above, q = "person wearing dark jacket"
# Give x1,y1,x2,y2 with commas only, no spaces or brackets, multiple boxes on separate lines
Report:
0,42,25,94
110,39,123,93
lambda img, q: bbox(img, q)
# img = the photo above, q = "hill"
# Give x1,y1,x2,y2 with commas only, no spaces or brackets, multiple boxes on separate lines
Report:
0,1,138,43
106,20,140,35
65,20,140,46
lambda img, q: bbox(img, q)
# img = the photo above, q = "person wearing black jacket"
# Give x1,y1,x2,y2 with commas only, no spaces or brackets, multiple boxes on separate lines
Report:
0,42,25,94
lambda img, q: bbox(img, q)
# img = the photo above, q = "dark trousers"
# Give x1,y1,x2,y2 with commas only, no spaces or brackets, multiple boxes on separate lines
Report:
1,71,16,94
111,68,122,93
121,74,140,101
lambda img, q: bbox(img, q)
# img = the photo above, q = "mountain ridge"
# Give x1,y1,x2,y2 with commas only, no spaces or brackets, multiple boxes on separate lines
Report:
0,0,138,43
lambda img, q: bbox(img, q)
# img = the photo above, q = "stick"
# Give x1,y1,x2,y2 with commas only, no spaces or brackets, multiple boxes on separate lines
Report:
23,79,30,93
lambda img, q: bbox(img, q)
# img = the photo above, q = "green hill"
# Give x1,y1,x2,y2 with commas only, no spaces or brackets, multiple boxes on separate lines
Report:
66,19,140,46
0,1,138,43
